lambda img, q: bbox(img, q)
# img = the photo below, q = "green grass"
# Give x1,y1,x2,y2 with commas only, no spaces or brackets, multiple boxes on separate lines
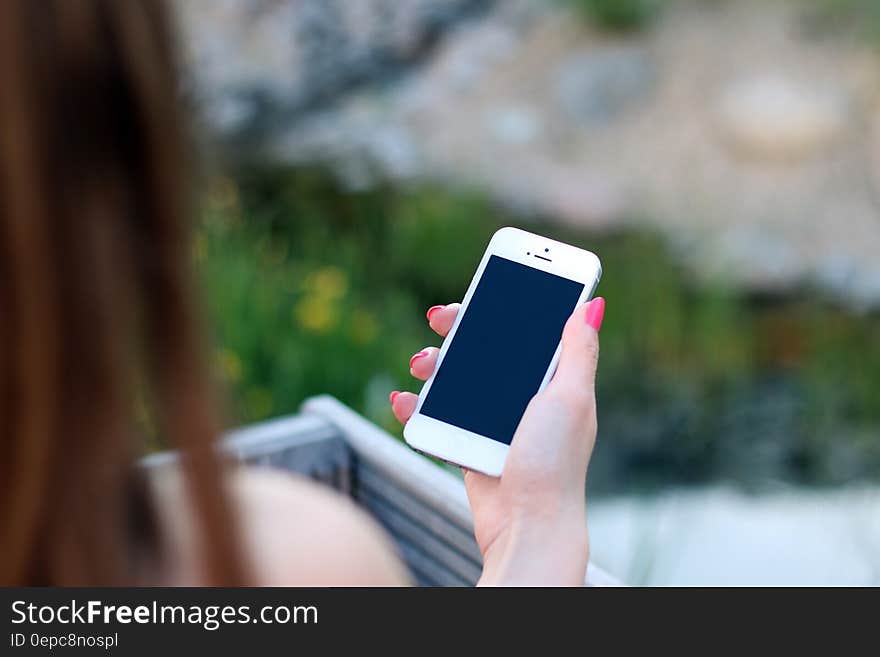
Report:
197,165,880,494
562,0,665,31
561,0,880,43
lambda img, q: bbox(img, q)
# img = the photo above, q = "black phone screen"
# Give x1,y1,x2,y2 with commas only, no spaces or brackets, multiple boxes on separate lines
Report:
420,255,585,445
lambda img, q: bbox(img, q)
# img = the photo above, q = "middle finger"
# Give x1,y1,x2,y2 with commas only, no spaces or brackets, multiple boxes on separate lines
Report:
409,346,440,381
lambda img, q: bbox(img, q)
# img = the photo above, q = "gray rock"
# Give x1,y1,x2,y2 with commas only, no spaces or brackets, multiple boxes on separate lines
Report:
715,75,849,162
487,104,542,145
177,0,491,139
437,22,518,92
553,47,655,124
268,98,423,189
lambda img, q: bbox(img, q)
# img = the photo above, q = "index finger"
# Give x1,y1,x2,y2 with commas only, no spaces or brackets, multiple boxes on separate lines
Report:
426,303,460,337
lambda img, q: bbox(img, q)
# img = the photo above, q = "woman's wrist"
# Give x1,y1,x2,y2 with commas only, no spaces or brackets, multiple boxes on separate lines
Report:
477,509,589,586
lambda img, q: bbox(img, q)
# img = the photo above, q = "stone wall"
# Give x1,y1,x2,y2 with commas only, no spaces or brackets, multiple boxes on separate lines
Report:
177,0,490,138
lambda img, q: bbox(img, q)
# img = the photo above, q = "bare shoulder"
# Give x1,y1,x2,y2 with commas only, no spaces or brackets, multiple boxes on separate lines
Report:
150,465,409,586
229,468,409,586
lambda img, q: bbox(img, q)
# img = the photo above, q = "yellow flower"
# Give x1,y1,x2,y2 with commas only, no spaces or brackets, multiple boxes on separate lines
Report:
295,266,349,334
305,266,348,299
294,295,339,333
216,348,242,383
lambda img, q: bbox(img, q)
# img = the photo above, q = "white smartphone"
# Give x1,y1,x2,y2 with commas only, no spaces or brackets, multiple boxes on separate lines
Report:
404,227,602,476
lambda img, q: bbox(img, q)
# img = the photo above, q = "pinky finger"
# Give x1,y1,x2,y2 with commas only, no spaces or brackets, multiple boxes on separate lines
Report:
390,391,419,425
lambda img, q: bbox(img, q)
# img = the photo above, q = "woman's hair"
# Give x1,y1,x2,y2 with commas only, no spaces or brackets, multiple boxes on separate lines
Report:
0,0,245,584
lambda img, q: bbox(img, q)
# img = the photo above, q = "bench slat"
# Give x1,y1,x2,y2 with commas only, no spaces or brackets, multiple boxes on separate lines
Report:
356,464,482,564
358,488,482,584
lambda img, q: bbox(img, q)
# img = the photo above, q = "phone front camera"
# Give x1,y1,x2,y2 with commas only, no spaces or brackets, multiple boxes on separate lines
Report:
544,248,549,253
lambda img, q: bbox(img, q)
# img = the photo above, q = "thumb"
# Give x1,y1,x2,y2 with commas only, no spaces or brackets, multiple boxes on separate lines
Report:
549,297,604,398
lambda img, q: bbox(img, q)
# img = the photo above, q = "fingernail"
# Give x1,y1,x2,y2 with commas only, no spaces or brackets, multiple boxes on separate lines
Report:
426,305,445,321
409,350,428,369
585,297,605,331
389,391,400,404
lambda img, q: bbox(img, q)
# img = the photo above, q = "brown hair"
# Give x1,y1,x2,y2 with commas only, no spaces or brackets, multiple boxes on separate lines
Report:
0,0,246,584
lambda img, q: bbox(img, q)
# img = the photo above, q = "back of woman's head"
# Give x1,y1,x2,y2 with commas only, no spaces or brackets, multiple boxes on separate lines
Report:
0,0,244,584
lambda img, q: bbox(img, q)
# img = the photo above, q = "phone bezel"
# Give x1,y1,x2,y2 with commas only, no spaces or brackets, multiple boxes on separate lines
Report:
403,226,602,476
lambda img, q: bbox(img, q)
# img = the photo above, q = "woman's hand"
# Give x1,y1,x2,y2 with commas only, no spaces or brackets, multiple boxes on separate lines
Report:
390,298,605,586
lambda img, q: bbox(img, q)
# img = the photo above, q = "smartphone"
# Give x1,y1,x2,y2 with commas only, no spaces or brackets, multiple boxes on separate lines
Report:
404,227,602,476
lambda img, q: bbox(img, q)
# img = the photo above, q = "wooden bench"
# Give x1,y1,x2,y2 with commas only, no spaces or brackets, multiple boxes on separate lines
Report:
144,394,621,586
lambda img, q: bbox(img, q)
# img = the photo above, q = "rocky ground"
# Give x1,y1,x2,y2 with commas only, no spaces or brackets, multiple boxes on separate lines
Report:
179,0,880,310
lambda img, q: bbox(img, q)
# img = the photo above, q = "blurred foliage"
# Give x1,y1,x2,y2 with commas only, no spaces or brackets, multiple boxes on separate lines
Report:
197,165,880,495
560,0,880,42
198,169,495,435
808,0,880,44
563,0,664,31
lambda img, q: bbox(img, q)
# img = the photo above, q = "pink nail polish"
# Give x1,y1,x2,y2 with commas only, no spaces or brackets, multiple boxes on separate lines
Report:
585,297,605,331
426,305,445,321
389,391,400,404
409,351,428,369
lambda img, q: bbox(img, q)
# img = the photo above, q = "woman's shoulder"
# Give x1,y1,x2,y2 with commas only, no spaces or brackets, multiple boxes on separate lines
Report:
150,465,409,586
229,467,409,585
